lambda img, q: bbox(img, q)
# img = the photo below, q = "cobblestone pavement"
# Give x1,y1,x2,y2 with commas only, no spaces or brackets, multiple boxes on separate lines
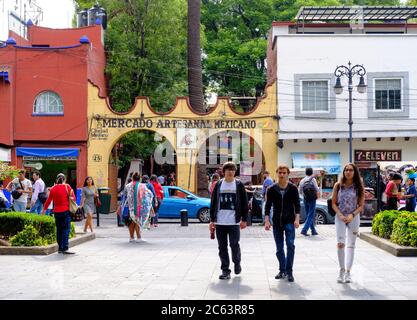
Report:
1,213,417,300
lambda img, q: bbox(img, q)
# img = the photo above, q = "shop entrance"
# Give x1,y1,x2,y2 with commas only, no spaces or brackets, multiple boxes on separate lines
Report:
109,130,177,205
23,160,77,191
196,130,266,197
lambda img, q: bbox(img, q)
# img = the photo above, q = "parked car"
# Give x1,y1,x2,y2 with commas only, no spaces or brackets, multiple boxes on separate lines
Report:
300,197,334,225
158,186,211,223
247,185,333,225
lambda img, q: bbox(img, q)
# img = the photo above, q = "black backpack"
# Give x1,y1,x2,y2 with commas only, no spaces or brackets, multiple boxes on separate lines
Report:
302,177,317,201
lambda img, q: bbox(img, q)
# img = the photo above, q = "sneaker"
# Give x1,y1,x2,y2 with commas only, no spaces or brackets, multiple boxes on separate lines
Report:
234,264,242,275
337,269,345,283
311,231,319,236
219,271,231,280
287,273,294,282
300,230,309,236
62,250,75,255
129,238,135,243
275,271,286,279
344,271,352,283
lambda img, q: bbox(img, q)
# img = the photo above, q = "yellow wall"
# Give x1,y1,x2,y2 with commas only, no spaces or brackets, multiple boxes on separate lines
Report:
87,82,278,192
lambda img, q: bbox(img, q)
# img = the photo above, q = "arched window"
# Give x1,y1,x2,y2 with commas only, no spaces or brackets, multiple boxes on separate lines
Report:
33,91,63,115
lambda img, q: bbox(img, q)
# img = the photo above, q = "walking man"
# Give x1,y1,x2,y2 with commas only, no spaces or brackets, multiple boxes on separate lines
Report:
209,161,248,280
299,167,320,236
265,165,300,282
30,171,46,214
6,169,32,212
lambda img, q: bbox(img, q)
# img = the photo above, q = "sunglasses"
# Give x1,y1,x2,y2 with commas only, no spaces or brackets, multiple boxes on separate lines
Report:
344,168,354,172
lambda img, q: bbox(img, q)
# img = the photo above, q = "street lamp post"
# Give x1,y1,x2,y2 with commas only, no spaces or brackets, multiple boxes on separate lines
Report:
334,62,367,163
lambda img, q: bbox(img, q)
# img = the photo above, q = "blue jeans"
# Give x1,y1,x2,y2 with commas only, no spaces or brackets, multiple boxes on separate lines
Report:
13,201,27,212
302,199,317,234
54,211,71,252
272,223,295,274
30,199,43,214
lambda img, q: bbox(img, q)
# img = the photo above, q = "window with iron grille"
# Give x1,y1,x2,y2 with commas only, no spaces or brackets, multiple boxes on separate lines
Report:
33,91,63,114
375,79,401,111
301,80,329,112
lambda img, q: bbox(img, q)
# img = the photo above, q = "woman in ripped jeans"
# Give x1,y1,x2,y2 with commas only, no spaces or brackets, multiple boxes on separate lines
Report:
331,163,365,284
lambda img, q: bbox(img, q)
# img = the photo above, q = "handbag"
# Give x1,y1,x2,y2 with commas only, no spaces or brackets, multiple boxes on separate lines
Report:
74,207,85,221
94,195,101,208
11,180,24,200
11,190,22,200
66,185,79,220
94,187,101,207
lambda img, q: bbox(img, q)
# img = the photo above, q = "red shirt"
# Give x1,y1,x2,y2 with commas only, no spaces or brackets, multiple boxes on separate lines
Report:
151,181,164,199
43,184,75,213
385,181,399,198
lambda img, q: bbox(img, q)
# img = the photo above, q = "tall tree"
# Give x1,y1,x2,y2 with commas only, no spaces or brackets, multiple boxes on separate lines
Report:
187,0,205,112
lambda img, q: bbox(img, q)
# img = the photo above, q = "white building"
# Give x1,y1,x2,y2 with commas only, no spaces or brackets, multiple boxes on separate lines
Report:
267,6,417,197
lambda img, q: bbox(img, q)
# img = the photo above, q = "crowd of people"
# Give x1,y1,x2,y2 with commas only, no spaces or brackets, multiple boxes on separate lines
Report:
1,163,416,284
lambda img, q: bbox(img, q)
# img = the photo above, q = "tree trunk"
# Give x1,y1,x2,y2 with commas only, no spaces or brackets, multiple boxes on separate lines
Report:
187,0,205,113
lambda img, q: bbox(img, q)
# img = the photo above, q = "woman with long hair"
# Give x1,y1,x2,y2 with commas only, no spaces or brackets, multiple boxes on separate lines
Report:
42,173,76,254
81,176,98,233
331,163,364,283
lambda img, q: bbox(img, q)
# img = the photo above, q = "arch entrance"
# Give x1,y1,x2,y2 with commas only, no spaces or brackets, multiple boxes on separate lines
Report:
86,82,278,208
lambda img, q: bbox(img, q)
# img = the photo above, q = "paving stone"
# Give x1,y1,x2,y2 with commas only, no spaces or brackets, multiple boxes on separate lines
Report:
1,216,416,300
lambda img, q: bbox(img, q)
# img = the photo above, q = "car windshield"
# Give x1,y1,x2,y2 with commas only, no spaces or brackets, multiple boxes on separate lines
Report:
168,188,193,199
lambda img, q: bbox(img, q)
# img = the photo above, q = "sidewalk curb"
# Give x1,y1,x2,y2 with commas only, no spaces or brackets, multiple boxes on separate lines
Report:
359,232,417,257
0,232,95,255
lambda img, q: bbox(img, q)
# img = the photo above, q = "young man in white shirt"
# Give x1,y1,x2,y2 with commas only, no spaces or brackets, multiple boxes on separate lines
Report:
209,162,248,280
30,171,46,214
6,169,32,212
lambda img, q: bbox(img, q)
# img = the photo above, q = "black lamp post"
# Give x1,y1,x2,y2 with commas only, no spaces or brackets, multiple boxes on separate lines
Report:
334,62,367,163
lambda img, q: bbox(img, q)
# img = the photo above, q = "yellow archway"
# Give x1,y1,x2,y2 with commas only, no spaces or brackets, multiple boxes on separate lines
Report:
87,82,278,194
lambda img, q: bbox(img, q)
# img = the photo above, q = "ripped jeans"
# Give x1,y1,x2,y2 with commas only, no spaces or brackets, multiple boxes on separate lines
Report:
335,214,360,271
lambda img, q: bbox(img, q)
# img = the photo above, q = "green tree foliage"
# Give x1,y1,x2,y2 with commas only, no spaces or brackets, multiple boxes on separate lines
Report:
201,0,401,98
74,0,188,167
102,0,188,112
73,0,95,9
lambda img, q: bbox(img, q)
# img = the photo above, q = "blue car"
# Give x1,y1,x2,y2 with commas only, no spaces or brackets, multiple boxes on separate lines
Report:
158,186,211,223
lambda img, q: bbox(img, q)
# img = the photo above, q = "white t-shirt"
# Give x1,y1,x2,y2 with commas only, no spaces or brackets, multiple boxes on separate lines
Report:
216,180,239,226
11,178,32,203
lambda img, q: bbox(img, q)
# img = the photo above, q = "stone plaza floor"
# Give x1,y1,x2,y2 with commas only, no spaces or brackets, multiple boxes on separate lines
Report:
1,213,417,300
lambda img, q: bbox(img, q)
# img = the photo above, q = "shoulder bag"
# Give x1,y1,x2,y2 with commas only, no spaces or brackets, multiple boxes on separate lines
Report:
66,185,80,221
94,188,101,208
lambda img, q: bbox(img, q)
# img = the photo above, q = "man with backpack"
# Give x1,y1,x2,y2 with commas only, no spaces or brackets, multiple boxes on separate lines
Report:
298,167,320,236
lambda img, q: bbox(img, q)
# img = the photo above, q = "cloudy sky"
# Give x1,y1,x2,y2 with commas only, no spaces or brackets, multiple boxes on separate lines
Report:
0,0,75,41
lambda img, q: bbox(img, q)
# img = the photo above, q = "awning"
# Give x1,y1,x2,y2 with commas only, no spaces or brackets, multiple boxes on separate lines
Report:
292,152,341,174
0,147,11,161
289,167,325,178
16,147,79,157
377,161,417,171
